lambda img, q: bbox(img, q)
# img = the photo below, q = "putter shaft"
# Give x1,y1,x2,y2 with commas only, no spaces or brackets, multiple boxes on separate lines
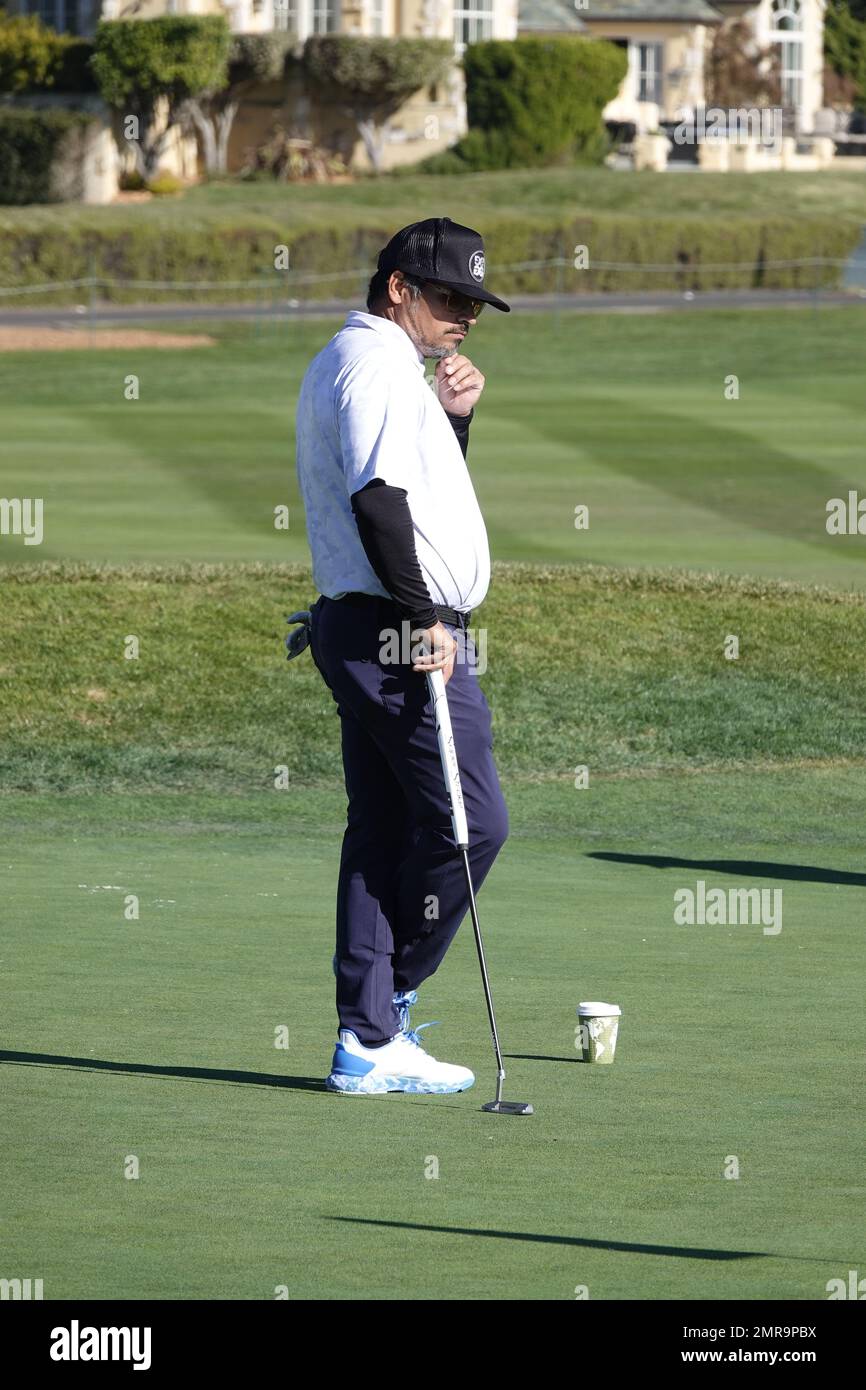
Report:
427,668,533,1116
460,846,505,1105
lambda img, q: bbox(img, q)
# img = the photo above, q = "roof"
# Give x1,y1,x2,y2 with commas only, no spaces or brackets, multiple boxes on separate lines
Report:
516,0,587,31
518,0,723,25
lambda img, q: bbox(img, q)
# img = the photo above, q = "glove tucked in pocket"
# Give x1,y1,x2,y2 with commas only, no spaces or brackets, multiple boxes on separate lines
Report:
285,610,313,660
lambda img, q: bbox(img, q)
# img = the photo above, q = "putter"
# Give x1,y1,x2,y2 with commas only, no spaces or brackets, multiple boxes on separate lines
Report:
426,666,533,1117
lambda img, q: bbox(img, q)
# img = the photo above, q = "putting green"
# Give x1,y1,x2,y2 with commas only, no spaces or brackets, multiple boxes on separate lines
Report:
2,772,863,1300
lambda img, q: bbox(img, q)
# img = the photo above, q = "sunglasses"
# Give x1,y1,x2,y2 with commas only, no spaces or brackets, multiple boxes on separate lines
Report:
423,281,486,319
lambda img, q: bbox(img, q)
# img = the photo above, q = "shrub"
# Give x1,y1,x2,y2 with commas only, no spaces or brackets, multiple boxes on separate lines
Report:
0,12,62,93
0,106,90,205
119,169,147,192
146,172,184,196
420,37,626,172
824,0,866,110
0,15,96,93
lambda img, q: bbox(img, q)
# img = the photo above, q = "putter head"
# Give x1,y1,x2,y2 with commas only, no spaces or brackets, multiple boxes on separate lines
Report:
482,1100,534,1116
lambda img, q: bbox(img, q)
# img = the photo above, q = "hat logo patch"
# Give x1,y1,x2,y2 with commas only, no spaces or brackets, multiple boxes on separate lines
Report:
469,251,485,282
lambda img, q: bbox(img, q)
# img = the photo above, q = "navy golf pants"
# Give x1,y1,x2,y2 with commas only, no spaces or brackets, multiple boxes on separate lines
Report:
309,594,509,1046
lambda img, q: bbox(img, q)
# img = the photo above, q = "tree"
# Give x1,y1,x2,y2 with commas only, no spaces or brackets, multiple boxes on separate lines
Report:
303,35,453,174
91,16,231,181
824,0,866,111
0,11,63,93
705,18,782,109
185,31,293,178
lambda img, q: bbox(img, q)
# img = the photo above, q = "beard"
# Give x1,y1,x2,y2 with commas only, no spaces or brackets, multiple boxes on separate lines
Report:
407,301,465,359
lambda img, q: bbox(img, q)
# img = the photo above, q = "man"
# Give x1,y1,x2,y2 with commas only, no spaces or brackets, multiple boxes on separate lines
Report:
295,216,510,1096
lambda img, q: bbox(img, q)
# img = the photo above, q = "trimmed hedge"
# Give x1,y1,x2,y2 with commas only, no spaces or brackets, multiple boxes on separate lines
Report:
0,213,858,302
0,107,91,206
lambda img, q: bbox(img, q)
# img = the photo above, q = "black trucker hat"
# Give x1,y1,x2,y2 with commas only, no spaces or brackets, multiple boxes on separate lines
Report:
377,216,510,313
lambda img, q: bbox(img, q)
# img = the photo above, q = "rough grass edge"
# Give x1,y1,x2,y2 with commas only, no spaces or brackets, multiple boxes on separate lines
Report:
2,557,865,607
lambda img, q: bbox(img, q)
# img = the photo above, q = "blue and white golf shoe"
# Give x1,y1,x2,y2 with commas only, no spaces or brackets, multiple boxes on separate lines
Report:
326,1021,475,1096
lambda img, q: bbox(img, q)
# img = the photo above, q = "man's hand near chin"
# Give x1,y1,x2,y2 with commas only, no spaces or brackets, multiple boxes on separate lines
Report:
435,353,485,416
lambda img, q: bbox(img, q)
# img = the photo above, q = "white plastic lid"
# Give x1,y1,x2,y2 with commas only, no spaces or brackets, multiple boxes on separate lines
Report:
577,1001,621,1017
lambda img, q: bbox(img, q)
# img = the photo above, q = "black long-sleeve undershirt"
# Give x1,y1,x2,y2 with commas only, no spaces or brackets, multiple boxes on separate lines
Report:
349,408,473,627
446,407,473,461
351,482,438,628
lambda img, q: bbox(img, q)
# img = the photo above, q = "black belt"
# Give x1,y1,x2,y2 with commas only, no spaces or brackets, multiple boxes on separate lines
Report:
331,592,472,630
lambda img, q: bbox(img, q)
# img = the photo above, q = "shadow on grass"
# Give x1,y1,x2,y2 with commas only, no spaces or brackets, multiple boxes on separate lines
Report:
328,1216,765,1261
0,1050,325,1092
1,1051,506,1109
588,852,866,887
505,1052,580,1064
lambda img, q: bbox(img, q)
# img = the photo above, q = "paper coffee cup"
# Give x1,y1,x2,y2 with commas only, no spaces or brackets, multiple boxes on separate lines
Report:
577,1002,621,1064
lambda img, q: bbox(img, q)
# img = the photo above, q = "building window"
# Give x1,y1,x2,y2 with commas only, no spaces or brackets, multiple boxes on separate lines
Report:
777,40,803,108
454,0,494,49
34,0,60,27
311,0,339,32
273,0,298,31
24,0,79,33
770,0,804,109
636,42,663,105
771,0,803,30
369,0,385,35
274,0,339,36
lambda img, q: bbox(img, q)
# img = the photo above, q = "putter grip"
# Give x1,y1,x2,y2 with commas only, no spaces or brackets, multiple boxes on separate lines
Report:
427,668,470,848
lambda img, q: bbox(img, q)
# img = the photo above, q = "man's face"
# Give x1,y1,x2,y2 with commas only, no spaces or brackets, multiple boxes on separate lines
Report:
389,273,480,360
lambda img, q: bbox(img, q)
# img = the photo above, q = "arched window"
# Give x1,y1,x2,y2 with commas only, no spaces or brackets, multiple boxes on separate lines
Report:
771,0,803,31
